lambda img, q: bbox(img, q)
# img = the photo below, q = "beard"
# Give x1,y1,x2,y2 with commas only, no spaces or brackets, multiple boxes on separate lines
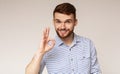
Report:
56,28,74,39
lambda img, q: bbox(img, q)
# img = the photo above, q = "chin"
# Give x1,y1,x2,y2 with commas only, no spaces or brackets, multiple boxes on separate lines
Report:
58,34,71,39
59,35,67,38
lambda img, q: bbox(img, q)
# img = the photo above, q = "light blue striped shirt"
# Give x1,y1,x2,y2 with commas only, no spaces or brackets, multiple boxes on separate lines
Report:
40,33,101,74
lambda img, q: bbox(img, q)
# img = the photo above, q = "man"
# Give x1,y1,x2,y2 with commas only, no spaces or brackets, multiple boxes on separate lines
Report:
25,3,101,74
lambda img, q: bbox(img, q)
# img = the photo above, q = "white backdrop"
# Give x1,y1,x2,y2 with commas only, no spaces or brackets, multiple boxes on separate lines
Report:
0,0,120,74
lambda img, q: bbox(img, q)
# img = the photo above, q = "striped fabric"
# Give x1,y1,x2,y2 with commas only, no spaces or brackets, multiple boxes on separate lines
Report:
40,33,101,74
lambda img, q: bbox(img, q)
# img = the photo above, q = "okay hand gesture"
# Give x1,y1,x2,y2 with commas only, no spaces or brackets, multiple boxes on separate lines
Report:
39,28,55,54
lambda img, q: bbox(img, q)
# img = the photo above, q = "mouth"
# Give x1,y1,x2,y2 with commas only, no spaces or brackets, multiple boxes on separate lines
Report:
56,28,70,37
59,30,67,35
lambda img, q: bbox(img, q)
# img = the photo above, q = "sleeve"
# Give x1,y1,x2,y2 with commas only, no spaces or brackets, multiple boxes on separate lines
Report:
90,40,102,74
39,55,46,74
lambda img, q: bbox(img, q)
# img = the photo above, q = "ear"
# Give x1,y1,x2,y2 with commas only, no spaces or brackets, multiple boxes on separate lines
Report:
53,19,55,25
74,19,78,26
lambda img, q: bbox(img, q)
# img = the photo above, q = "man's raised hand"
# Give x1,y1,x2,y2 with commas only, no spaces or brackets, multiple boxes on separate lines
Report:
39,28,55,54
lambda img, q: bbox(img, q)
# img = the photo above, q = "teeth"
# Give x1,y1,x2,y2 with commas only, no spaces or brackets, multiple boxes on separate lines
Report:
61,30,66,32
61,30,66,33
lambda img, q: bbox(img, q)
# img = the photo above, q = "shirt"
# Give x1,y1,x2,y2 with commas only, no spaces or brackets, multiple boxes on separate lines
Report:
40,33,101,74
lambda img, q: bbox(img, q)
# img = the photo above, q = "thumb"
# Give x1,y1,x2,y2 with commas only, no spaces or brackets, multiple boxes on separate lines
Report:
48,39,55,49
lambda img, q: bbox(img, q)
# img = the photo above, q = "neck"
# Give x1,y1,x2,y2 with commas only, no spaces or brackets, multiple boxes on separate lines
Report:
61,33,74,46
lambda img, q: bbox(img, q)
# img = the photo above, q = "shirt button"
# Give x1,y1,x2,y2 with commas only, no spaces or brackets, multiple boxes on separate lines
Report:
71,58,73,61
72,69,74,71
83,56,85,59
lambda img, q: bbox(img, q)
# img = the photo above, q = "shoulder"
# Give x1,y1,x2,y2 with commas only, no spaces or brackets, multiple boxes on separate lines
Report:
75,34,92,43
75,34,95,49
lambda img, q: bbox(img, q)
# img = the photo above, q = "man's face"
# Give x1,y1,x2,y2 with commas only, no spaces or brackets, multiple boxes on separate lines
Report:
53,12,77,39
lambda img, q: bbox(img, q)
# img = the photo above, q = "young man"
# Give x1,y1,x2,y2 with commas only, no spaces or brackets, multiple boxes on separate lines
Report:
25,3,101,74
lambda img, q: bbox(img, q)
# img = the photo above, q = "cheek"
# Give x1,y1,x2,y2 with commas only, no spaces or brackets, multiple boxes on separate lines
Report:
55,26,59,30
68,25,74,30
54,24,58,29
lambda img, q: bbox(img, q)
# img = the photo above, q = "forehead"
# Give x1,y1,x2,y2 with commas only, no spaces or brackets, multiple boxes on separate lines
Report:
54,12,74,21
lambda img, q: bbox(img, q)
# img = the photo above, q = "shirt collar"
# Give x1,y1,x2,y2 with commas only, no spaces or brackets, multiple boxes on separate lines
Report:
55,35,64,47
72,33,81,46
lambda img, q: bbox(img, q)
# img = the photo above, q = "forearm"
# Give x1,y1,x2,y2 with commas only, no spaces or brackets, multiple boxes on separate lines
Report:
25,28,55,74
25,52,44,74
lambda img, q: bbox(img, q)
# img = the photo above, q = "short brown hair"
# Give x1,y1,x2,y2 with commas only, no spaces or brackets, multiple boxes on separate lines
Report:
53,3,76,19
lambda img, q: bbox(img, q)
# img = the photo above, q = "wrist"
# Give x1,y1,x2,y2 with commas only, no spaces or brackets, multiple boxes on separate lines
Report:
34,52,44,61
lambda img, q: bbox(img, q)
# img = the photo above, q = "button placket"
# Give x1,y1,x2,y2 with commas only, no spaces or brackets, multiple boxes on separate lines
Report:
69,47,76,73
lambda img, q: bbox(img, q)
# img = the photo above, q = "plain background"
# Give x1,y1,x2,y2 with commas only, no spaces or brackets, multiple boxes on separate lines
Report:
0,0,120,74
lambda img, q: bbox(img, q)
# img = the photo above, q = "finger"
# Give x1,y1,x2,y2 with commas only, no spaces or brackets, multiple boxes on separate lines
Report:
41,28,47,45
46,27,50,39
42,28,48,39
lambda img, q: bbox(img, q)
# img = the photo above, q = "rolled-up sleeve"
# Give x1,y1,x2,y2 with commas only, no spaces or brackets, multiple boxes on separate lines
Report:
90,40,102,74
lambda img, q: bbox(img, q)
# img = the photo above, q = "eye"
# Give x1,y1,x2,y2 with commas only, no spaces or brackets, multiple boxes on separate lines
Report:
65,20,72,24
65,20,70,23
55,20,61,23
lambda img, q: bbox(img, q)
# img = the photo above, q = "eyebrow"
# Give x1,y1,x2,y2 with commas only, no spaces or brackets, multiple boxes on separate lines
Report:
54,19,73,22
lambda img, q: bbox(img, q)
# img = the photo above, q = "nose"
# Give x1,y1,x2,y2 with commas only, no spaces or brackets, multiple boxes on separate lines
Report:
61,23,65,29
